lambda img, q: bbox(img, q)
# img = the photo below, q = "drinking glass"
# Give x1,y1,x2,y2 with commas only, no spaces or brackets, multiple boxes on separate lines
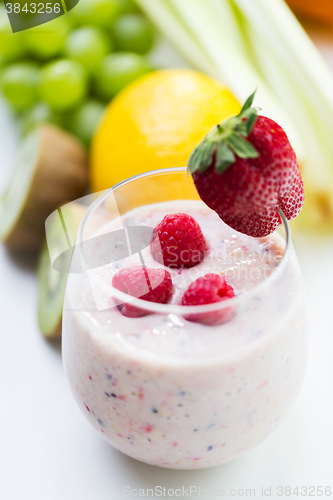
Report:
62,167,307,469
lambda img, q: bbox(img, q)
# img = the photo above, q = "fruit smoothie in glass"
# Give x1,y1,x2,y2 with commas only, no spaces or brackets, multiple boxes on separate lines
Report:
62,168,307,469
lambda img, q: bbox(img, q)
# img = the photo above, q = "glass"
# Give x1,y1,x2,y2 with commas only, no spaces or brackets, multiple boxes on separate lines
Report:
62,168,308,470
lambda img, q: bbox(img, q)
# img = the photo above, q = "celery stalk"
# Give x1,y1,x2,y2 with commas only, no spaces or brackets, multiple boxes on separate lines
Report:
249,0,333,110
135,0,218,77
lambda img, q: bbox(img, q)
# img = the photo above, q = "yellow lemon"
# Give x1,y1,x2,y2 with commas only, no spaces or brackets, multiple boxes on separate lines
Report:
90,68,240,192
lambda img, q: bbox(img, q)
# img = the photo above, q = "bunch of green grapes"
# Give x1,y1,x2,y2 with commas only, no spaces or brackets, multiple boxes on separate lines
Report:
0,0,155,145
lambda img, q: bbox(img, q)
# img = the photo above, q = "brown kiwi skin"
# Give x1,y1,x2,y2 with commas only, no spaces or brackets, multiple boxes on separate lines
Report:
48,321,62,340
3,124,88,253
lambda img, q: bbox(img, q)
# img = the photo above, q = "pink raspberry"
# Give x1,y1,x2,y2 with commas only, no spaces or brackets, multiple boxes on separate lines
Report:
181,274,235,325
112,265,173,317
150,213,207,268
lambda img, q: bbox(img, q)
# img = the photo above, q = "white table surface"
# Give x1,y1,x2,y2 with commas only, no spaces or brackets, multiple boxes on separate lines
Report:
1,28,333,500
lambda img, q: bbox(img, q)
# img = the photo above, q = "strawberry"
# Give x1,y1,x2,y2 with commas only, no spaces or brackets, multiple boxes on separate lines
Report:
181,274,235,325
187,92,304,237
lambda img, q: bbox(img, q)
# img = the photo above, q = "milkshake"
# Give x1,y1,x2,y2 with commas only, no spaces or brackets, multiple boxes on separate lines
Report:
62,169,307,469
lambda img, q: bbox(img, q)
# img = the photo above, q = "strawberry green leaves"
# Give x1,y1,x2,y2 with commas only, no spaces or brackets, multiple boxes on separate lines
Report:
188,140,215,174
187,91,259,176
225,133,258,159
215,142,235,174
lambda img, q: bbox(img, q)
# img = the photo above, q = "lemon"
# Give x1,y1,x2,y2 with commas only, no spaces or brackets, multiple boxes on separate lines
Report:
90,69,240,192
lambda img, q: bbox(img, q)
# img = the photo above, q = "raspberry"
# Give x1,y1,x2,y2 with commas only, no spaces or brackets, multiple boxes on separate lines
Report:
150,213,207,268
181,274,235,325
112,265,173,318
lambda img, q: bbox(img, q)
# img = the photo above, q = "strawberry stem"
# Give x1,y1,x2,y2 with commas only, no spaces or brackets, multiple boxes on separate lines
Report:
188,91,260,176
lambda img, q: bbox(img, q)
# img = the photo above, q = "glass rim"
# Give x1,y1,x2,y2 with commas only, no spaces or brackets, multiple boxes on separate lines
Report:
77,167,291,316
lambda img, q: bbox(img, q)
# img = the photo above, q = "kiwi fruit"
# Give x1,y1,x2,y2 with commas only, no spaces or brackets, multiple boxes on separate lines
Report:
0,123,87,253
38,202,86,338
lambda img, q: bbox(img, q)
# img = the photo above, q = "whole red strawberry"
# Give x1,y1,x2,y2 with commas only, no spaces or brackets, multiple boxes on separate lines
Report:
151,213,207,268
112,265,173,317
188,92,304,237
181,274,235,325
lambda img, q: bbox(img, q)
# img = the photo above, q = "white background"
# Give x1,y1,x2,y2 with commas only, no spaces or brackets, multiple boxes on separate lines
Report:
1,26,333,500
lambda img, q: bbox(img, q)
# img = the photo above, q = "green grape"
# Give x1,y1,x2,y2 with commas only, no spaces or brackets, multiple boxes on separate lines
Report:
39,59,87,112
95,52,152,100
20,102,64,136
73,0,123,28
118,0,139,14
64,27,112,75
112,14,154,55
0,63,39,112
23,17,71,61
68,100,106,145
0,6,25,65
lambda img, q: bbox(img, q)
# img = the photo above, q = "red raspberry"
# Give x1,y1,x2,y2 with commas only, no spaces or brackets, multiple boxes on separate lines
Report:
181,274,235,325
112,265,173,318
150,213,207,268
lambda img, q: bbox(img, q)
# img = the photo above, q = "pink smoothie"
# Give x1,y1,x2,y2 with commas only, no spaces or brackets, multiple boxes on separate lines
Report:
62,200,307,469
